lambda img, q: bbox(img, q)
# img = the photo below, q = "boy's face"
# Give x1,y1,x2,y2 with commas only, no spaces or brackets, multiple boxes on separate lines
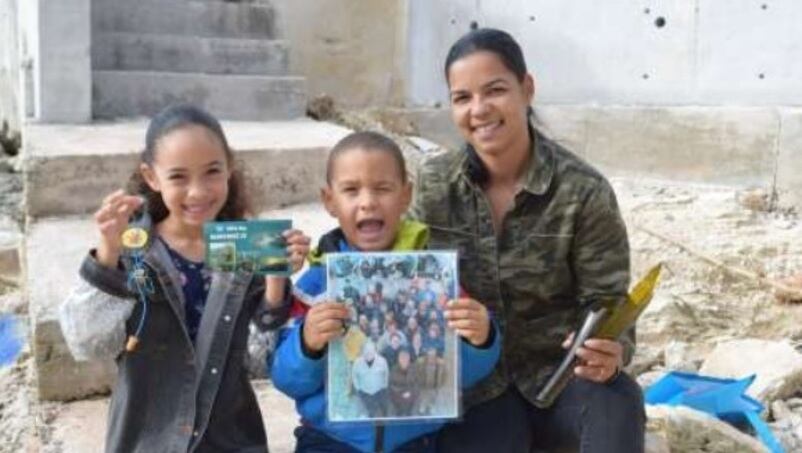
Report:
322,147,412,251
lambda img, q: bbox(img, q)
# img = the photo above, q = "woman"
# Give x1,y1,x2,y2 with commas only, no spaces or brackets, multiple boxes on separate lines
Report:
408,28,645,453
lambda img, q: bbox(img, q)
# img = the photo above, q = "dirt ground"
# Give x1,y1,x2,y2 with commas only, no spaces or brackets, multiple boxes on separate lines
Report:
1,175,801,452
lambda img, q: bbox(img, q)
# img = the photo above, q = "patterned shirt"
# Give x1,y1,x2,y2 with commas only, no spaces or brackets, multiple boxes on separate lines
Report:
409,129,633,408
160,238,212,343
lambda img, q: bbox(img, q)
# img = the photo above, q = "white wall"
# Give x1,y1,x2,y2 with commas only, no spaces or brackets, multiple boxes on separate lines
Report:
0,0,20,131
407,0,802,107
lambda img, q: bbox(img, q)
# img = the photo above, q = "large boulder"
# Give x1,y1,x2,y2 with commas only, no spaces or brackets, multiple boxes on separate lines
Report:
699,338,802,402
646,405,767,453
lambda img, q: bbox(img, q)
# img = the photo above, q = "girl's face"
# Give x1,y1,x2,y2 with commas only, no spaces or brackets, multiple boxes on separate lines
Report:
322,148,412,251
142,125,231,231
447,51,534,158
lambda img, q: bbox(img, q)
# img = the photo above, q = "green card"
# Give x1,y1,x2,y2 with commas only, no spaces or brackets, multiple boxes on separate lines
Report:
204,219,292,275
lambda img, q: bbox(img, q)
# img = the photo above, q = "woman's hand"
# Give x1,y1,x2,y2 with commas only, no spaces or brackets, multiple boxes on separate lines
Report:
302,302,350,353
445,298,490,347
93,190,143,268
562,332,623,383
265,228,311,307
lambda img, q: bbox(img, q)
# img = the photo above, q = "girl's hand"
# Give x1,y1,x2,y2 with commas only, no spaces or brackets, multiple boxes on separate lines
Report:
445,298,490,347
283,228,311,273
302,302,350,353
562,332,623,383
93,190,143,268
264,229,311,306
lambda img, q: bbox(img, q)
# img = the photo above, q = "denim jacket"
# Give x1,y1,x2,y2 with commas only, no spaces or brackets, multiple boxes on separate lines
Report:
59,237,291,453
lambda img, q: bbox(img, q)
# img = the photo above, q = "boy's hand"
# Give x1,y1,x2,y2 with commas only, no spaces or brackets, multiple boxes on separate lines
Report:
562,332,623,383
302,302,350,353
94,190,143,268
445,298,490,347
264,228,311,307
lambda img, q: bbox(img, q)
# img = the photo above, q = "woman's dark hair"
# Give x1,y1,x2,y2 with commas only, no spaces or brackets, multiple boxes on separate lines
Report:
127,104,250,223
326,131,407,184
444,28,534,185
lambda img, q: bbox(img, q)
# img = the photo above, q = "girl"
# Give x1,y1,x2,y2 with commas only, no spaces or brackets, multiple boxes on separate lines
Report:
59,104,310,452
409,28,646,453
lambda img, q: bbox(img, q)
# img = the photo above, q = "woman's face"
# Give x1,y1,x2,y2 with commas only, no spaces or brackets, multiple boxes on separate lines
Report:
447,51,534,158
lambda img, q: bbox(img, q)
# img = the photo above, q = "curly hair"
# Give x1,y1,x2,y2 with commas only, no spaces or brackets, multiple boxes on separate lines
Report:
126,104,251,223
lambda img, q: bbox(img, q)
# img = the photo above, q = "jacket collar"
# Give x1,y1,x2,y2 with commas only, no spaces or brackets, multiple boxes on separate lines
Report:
308,220,430,264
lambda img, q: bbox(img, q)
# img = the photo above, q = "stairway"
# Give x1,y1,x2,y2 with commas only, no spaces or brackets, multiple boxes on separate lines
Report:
90,0,307,120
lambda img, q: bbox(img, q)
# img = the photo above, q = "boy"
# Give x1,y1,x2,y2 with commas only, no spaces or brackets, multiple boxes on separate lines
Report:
271,131,500,453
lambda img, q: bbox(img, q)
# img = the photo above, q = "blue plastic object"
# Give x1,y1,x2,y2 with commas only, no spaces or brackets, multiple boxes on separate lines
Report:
645,371,785,453
0,314,24,367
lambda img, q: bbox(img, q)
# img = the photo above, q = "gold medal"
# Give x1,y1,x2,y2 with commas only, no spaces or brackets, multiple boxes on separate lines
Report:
121,227,149,249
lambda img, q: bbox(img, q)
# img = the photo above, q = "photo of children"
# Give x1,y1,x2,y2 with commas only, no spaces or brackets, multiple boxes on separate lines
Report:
326,251,459,422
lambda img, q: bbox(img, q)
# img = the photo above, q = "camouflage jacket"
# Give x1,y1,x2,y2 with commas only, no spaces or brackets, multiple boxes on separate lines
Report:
408,130,633,408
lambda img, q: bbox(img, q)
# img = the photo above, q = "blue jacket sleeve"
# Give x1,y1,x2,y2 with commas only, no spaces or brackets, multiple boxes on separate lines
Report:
270,322,326,399
458,321,501,389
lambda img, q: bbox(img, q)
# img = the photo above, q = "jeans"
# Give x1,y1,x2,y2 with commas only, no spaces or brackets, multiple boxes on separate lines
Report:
437,373,646,453
294,425,436,453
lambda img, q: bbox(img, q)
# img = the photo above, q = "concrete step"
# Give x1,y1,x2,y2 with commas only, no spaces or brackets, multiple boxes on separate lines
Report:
92,0,277,39
23,120,351,219
92,32,290,76
92,70,307,121
28,202,333,401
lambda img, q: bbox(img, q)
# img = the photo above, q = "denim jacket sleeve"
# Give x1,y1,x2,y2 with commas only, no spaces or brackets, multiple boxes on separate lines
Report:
271,322,326,399
59,251,135,361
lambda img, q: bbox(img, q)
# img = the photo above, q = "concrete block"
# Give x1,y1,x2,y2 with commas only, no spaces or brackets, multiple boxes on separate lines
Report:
23,120,351,218
92,70,307,121
27,218,117,400
776,109,802,208
92,32,290,76
92,0,277,39
583,107,778,185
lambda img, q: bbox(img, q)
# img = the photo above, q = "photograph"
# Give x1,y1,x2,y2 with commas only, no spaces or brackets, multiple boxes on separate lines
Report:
326,251,460,423
204,219,291,275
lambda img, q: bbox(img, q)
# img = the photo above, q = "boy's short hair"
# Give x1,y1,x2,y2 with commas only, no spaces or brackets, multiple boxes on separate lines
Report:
326,131,407,183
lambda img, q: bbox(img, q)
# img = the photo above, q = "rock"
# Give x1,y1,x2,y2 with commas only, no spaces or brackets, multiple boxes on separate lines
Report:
645,432,671,453
246,323,277,379
0,157,12,173
306,94,337,121
771,420,802,452
646,405,768,452
699,338,802,402
0,227,21,285
637,370,667,390
774,273,802,304
736,188,772,213
769,401,802,452
664,341,700,372
0,291,25,314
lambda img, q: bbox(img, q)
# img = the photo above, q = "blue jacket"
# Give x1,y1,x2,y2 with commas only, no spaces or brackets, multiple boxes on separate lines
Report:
271,222,501,453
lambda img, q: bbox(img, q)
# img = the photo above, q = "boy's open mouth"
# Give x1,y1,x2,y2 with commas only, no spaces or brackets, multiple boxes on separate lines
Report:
356,219,385,233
